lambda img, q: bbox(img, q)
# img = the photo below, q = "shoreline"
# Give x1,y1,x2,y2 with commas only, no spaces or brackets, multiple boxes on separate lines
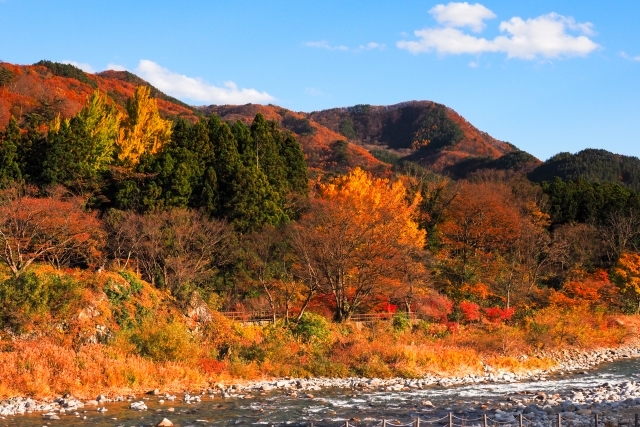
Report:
1,343,639,418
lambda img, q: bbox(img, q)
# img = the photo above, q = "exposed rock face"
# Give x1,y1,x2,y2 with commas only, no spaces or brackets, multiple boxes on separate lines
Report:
187,291,214,323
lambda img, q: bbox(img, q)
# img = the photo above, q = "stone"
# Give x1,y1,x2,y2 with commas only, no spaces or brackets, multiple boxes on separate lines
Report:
157,417,174,426
130,401,147,411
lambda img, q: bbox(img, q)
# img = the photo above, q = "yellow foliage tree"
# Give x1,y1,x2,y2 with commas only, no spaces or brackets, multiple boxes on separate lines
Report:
116,86,172,166
294,168,426,321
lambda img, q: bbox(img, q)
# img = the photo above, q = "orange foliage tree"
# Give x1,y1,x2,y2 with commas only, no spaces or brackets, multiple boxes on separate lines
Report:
612,253,640,313
294,168,426,322
439,182,521,299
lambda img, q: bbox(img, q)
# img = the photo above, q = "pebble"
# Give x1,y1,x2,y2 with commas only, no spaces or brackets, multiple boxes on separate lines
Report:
156,417,173,426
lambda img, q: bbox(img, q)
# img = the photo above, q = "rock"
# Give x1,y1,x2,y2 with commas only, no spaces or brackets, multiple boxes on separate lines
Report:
157,417,174,426
422,400,435,408
187,291,214,322
130,401,147,411
96,394,106,402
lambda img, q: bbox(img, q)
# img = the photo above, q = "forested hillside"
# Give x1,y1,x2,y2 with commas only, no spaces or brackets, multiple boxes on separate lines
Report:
529,149,640,192
0,60,638,397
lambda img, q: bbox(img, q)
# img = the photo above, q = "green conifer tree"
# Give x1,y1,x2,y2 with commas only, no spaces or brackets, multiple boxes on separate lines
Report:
0,117,23,188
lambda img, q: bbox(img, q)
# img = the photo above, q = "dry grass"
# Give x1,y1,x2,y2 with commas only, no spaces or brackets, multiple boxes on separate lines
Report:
0,340,207,399
0,267,635,398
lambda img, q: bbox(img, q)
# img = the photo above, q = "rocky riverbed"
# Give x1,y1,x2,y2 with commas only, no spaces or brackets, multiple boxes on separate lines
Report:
1,345,640,425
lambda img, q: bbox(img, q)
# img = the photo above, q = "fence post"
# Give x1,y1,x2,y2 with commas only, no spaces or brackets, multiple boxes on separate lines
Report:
519,413,523,427
484,413,488,427
635,414,639,427
346,421,349,427
449,412,453,427
595,414,599,427
383,420,387,427
416,417,421,427
558,414,562,427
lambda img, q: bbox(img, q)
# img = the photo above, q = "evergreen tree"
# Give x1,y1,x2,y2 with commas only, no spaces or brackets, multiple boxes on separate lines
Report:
250,114,287,197
231,119,254,168
42,91,119,189
210,117,286,231
280,133,309,196
16,119,47,183
0,117,23,188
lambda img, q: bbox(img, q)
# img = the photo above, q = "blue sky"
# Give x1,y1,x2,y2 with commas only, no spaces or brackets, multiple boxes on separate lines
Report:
1,1,639,160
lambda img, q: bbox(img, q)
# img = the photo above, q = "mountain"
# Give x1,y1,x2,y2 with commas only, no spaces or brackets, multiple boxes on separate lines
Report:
0,60,539,177
529,149,640,192
307,101,540,175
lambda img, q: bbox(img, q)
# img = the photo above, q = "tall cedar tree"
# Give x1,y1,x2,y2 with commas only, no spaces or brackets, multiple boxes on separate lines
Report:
0,117,23,188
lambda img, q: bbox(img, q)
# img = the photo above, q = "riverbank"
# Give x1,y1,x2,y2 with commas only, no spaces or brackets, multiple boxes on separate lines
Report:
1,340,639,419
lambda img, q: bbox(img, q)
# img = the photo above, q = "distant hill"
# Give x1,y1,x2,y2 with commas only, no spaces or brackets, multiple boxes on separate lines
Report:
0,60,541,177
307,101,540,174
528,149,640,192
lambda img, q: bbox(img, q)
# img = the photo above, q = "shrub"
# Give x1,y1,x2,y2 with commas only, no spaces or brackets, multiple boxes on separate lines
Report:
416,291,453,322
128,318,199,363
459,301,481,322
484,307,515,323
118,271,144,294
291,312,331,343
392,312,411,332
0,273,82,333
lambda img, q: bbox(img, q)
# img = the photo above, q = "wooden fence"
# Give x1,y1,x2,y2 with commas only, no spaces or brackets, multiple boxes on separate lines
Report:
220,311,417,324
305,412,639,427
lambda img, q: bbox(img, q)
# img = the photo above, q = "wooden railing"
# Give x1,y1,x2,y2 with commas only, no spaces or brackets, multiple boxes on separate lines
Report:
220,311,418,324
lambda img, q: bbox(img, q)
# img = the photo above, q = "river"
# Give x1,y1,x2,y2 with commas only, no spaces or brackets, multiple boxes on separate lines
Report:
7,357,640,427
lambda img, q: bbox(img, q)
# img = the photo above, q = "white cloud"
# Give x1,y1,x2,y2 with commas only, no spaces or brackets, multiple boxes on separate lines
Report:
468,60,479,68
304,41,349,51
358,42,386,51
134,60,274,105
304,41,385,52
398,27,495,55
305,87,328,97
62,60,95,73
430,2,496,32
621,51,640,61
397,4,599,60
106,63,127,71
494,14,599,59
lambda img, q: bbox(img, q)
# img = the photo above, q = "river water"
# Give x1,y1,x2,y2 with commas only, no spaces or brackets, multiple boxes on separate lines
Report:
7,357,640,427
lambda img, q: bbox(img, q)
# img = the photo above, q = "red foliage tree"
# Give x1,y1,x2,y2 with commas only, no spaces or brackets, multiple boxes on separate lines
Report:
0,192,104,276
